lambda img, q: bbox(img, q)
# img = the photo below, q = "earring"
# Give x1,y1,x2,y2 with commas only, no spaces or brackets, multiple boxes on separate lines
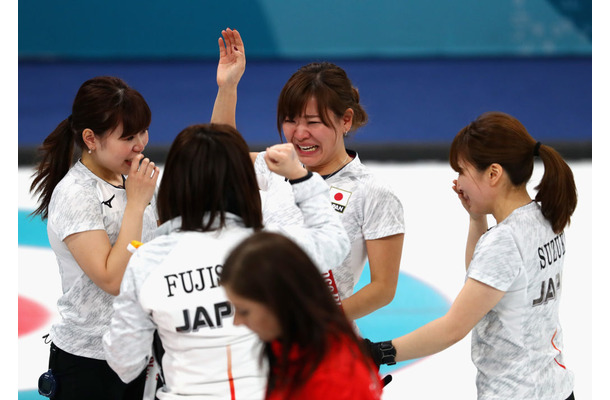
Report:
88,149,92,154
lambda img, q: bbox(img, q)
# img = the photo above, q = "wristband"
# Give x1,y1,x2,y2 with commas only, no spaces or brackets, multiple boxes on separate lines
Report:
288,170,313,184
127,240,143,253
365,339,397,367
377,340,397,365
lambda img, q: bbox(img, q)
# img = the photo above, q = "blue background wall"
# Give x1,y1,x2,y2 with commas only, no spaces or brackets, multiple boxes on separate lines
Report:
18,0,591,59
18,0,592,157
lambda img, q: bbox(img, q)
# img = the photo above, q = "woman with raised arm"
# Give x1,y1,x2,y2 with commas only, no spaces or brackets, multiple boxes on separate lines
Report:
212,28,405,321
103,123,349,399
368,112,577,400
30,76,159,399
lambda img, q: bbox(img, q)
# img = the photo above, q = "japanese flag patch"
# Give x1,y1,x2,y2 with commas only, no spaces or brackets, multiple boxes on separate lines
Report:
329,186,352,213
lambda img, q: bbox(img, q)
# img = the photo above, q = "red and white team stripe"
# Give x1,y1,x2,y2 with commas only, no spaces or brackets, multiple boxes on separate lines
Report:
551,330,566,369
321,269,343,309
226,345,236,399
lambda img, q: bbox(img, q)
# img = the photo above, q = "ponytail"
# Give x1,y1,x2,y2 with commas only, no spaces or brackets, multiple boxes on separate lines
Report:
30,117,77,220
534,144,578,233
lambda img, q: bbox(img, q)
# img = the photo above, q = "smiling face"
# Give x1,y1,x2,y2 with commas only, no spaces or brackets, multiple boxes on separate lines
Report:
282,97,351,175
224,286,282,342
455,159,493,216
85,123,149,182
104,127,149,173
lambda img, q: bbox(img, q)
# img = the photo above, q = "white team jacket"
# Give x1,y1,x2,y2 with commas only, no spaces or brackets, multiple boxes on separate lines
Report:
103,172,349,399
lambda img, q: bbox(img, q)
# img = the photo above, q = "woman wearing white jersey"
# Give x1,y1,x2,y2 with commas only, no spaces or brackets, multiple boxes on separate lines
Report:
30,76,160,399
368,112,577,399
212,28,405,321
103,123,350,399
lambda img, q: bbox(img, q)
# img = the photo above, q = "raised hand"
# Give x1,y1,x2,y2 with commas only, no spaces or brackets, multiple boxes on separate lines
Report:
452,178,485,220
217,28,245,88
264,143,308,181
453,178,488,268
125,153,159,212
452,179,469,211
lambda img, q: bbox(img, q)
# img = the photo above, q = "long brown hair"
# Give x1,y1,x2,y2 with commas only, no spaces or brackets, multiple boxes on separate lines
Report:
277,62,368,138
30,76,151,219
220,232,374,395
156,123,263,231
449,111,577,233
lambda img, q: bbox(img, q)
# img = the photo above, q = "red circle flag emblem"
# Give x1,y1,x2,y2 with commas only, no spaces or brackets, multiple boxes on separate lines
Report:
334,192,343,201
18,295,51,337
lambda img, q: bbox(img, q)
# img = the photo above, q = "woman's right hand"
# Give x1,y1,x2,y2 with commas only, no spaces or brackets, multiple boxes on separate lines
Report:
217,28,245,89
452,179,486,221
125,154,159,212
453,179,488,268
265,144,308,181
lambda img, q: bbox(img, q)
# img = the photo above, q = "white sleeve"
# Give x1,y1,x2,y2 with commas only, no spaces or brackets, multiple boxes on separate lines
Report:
361,181,405,240
49,183,105,240
467,226,522,291
267,173,350,272
253,151,271,191
103,255,156,383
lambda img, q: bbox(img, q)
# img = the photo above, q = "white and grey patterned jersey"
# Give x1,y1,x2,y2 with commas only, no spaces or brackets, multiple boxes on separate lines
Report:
467,202,574,399
103,173,349,398
254,151,405,301
46,160,158,360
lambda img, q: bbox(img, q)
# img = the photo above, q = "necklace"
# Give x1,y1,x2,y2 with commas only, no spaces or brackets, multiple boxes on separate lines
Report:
322,153,351,180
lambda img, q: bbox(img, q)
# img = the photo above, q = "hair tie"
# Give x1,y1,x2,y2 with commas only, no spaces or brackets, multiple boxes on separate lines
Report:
533,141,542,157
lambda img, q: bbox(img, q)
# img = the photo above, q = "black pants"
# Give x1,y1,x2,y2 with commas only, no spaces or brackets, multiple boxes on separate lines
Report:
46,342,146,400
566,392,575,400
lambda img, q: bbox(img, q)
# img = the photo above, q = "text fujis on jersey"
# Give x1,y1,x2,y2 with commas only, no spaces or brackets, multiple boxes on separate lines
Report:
164,265,234,332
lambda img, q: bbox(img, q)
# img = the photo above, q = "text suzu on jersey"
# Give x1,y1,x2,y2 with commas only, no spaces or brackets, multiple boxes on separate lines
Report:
533,232,565,307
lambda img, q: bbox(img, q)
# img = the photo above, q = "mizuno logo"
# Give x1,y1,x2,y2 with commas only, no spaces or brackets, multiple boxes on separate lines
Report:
101,195,115,208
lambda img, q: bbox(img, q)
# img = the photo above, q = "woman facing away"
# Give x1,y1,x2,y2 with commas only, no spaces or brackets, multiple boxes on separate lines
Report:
29,76,159,399
102,123,350,399
368,111,577,400
212,28,405,321
221,231,384,400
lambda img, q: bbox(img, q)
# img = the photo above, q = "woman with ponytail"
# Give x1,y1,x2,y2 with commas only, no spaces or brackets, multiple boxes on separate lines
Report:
368,112,577,399
30,76,159,399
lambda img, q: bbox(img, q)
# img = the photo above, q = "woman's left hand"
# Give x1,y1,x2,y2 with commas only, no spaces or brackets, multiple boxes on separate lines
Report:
216,28,245,88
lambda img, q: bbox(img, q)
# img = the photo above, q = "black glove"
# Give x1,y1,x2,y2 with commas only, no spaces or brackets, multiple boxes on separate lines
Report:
364,338,397,368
